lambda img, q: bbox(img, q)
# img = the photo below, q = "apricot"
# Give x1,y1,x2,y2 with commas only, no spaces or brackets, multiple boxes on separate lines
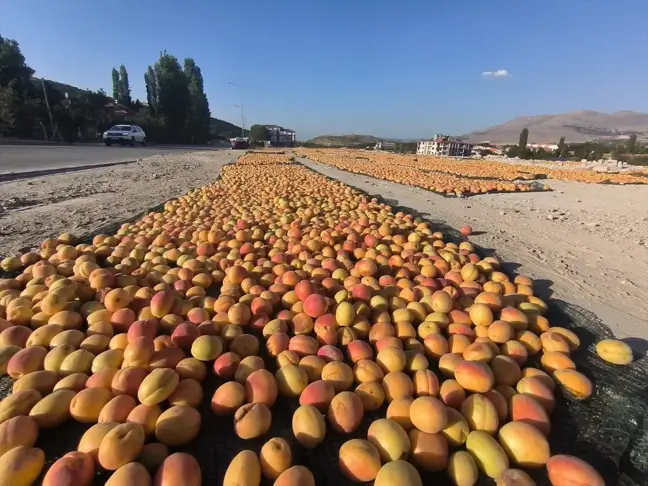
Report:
0,416,39,456
274,465,316,486
339,438,381,482
137,368,179,406
355,381,386,411
292,404,326,448
223,449,260,486
381,371,414,401
546,454,604,486
596,339,633,365
553,369,593,400
233,403,271,439
105,462,151,486
498,421,550,468
465,430,510,479
455,360,494,393
328,391,363,434
367,418,410,462
127,404,162,435
447,450,479,486
386,397,413,431
0,446,45,486
42,451,94,486
154,452,201,486
69,387,113,423
259,437,291,480
299,380,335,410
321,361,354,392
409,429,448,472
155,406,201,446
211,381,245,416
98,422,145,470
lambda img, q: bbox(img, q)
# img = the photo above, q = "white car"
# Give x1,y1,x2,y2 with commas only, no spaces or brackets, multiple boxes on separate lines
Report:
103,125,147,146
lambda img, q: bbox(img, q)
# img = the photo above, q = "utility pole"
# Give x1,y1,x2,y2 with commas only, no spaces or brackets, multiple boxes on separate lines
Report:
228,82,245,137
41,79,56,140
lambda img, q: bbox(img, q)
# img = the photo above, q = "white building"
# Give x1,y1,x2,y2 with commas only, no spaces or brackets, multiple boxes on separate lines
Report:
265,125,296,146
417,135,473,157
527,143,559,151
374,141,396,151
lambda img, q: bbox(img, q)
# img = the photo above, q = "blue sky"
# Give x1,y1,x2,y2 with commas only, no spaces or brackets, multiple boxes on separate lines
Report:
2,0,647,140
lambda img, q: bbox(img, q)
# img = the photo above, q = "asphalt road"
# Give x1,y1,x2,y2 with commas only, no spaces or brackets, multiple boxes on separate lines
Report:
0,144,226,175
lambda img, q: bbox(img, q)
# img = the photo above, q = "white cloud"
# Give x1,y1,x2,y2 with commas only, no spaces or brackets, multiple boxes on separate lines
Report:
481,69,511,79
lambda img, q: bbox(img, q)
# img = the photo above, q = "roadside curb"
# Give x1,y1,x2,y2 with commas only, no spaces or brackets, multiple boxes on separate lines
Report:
0,159,138,183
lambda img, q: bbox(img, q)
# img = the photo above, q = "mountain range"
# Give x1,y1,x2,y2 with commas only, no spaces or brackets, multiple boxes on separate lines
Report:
462,110,648,144
307,110,648,147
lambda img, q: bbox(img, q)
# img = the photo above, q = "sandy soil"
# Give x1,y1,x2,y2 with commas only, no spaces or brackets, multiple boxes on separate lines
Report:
0,151,238,255
1,150,646,341
297,157,648,341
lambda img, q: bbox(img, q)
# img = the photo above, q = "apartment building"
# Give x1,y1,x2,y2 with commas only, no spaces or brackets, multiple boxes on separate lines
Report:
265,125,296,146
417,135,474,157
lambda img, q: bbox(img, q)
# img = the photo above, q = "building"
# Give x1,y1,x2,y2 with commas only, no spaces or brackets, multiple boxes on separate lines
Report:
527,143,559,151
265,125,296,146
374,141,396,151
417,135,473,157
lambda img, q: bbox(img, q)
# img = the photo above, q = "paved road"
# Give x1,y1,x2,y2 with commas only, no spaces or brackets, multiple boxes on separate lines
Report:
0,144,226,175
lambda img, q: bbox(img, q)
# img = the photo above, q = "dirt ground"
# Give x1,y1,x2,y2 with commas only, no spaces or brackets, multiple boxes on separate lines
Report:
0,150,646,343
297,157,648,343
0,151,238,254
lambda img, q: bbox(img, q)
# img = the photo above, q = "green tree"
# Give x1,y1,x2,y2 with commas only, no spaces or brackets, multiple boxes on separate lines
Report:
0,35,34,97
557,136,566,157
518,128,529,158
183,58,210,143
0,86,19,134
506,146,520,158
118,65,131,106
154,51,189,139
144,65,158,114
249,124,269,142
628,134,637,153
111,68,120,101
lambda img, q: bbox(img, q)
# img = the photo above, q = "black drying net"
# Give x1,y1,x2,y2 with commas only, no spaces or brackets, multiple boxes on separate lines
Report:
0,169,646,486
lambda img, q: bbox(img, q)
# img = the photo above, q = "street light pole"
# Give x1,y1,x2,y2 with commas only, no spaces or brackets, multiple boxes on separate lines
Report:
229,82,245,137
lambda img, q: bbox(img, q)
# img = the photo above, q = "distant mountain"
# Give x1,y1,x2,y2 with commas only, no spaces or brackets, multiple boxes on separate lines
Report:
307,134,382,147
463,110,648,144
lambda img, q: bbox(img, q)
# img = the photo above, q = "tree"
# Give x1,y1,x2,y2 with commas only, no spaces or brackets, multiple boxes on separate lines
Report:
506,146,520,158
111,68,120,101
249,124,269,142
0,35,34,97
518,128,529,158
557,136,566,158
0,86,19,134
183,58,210,143
154,51,189,139
628,134,637,154
118,65,131,106
144,65,158,114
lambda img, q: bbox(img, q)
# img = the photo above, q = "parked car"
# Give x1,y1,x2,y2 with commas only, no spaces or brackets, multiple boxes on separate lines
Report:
103,125,147,146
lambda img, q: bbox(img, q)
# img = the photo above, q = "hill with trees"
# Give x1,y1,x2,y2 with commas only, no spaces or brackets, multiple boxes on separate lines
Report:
305,134,381,147
0,33,243,143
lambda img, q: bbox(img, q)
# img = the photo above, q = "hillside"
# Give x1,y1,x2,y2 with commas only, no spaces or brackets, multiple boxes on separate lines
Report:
32,78,244,139
307,134,381,147
464,110,648,144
